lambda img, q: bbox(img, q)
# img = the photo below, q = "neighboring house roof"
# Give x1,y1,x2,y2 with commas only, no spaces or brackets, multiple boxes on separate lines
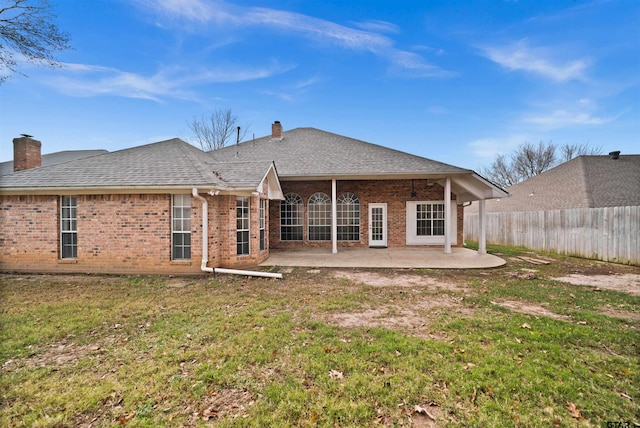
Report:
0,139,283,198
0,149,108,176
210,127,507,202
466,154,640,212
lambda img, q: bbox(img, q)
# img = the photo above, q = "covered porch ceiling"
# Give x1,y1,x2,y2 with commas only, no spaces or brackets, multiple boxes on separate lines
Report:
279,172,508,203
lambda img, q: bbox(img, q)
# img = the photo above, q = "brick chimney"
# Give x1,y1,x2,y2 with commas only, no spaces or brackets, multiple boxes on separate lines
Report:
13,135,42,171
271,121,283,141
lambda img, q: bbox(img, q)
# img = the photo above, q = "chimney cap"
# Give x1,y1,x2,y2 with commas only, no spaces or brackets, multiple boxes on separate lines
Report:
608,150,621,159
20,133,34,138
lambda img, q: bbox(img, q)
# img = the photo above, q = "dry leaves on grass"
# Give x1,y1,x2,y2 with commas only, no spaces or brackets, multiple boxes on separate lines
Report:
566,402,583,419
328,369,344,380
195,389,255,422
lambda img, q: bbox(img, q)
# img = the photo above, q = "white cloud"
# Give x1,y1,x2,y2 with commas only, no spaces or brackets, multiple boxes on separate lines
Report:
468,134,529,161
44,60,292,101
521,97,616,129
480,39,589,82
293,75,324,89
259,89,294,102
352,19,400,34
137,0,215,23
388,51,455,78
523,109,613,128
141,0,451,78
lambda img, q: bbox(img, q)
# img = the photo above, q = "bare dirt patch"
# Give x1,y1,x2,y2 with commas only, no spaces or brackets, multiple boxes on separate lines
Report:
166,278,194,288
554,274,640,295
324,294,473,340
599,306,640,323
332,271,465,292
193,389,255,423
493,300,570,321
2,339,105,372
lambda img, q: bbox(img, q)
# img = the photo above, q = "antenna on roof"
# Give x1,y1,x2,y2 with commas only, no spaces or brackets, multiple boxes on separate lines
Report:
235,126,240,158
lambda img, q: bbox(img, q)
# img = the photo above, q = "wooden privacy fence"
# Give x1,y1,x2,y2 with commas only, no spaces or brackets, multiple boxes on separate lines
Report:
464,206,639,265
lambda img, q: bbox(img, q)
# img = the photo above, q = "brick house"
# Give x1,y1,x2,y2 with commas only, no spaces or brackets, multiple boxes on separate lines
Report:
0,122,506,274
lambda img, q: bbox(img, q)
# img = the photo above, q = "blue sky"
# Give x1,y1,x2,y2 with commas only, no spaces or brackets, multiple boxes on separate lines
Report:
1,0,638,170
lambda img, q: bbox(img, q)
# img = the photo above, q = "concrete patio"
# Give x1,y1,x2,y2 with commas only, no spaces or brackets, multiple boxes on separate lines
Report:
260,247,506,269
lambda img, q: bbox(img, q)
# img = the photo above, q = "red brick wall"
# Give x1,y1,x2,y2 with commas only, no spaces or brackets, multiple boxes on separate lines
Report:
269,179,463,249
0,181,464,274
0,193,268,274
208,194,269,269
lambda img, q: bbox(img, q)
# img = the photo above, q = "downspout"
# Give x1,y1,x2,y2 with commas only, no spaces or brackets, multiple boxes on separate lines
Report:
192,188,283,279
192,188,214,273
444,177,452,254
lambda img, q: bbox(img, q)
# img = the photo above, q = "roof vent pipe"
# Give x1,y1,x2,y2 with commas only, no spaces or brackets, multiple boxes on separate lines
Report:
608,151,621,160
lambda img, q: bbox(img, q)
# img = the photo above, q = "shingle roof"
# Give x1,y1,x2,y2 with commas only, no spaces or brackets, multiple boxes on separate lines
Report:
0,149,108,176
0,139,276,192
466,154,640,212
0,126,505,202
210,127,470,178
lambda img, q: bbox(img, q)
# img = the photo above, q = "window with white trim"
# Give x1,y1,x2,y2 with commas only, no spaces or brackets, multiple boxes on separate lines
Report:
237,196,250,255
337,192,360,241
60,196,77,259
280,193,303,241
259,199,266,251
172,194,191,260
406,201,456,246
308,192,331,241
416,203,445,236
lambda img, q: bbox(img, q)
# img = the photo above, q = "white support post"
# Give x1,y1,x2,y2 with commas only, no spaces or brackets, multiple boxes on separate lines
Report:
444,176,452,254
478,199,487,254
332,178,338,254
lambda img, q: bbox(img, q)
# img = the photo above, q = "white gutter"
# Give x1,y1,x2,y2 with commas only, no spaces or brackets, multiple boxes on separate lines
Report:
191,188,283,279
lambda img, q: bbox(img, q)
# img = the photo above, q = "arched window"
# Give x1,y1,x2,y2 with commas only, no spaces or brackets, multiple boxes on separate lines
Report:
337,192,360,241
308,192,331,241
280,193,303,241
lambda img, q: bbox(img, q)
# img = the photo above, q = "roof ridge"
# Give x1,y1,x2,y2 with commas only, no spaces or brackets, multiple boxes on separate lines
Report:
234,127,470,173
575,157,593,207
205,159,275,165
174,140,223,185
2,147,112,177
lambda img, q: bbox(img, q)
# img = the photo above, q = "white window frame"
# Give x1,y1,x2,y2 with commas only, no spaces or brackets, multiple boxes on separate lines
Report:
60,196,77,259
259,198,266,251
236,196,250,256
280,193,303,241
406,200,457,245
337,192,360,241
172,194,191,260
308,192,332,241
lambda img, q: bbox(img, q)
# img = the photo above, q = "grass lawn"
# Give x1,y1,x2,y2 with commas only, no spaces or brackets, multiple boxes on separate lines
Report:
1,245,638,427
